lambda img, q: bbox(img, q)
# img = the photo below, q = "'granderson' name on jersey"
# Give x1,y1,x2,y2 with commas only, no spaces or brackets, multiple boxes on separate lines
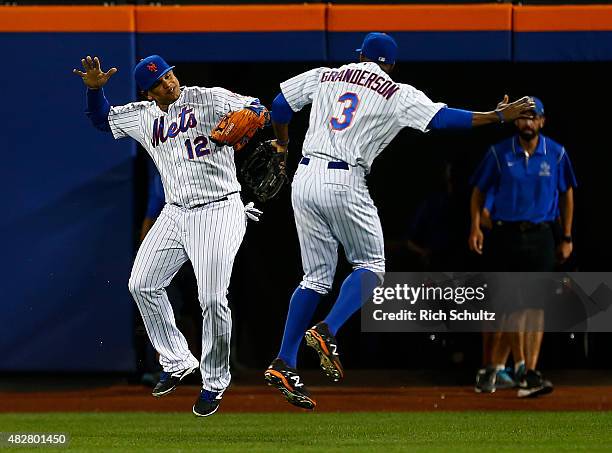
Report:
320,68,400,100
151,107,198,148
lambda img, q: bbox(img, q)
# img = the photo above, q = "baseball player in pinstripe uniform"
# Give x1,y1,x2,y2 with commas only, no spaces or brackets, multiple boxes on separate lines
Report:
264,33,537,409
74,55,262,417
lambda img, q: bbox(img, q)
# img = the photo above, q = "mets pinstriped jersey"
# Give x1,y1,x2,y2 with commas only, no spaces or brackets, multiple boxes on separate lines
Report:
280,61,446,173
108,86,256,207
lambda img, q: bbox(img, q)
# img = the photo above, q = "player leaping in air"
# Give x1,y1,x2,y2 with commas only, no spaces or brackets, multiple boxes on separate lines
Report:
264,32,536,409
74,55,266,417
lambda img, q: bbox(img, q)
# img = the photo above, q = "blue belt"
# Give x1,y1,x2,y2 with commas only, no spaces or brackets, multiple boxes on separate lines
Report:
300,157,349,170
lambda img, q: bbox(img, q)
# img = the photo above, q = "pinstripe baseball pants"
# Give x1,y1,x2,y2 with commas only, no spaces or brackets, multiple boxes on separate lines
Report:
128,193,246,391
291,156,385,295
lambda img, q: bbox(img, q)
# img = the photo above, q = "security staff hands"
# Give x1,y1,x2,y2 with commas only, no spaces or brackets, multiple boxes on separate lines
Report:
469,226,484,255
557,241,573,264
73,56,117,89
495,95,536,122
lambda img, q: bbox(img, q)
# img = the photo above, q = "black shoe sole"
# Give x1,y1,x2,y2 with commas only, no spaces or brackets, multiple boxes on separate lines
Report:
264,370,316,410
517,386,554,398
192,404,220,417
474,386,496,394
152,386,178,398
304,329,343,383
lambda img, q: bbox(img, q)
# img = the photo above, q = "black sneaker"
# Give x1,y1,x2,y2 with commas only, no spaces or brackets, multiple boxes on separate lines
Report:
474,366,497,393
517,369,554,398
192,389,224,417
304,322,344,382
152,365,198,397
264,358,316,410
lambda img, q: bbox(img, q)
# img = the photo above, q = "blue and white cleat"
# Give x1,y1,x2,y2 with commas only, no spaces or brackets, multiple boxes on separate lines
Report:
193,389,225,417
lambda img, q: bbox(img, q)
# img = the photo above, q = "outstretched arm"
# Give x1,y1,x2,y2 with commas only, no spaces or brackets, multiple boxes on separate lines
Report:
73,56,117,132
428,95,536,130
473,95,536,126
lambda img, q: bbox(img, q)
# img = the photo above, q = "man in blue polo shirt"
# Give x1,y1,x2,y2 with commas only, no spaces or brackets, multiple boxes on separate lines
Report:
469,97,577,397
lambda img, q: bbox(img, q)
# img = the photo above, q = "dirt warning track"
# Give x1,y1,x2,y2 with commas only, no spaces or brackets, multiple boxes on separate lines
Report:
2,385,611,413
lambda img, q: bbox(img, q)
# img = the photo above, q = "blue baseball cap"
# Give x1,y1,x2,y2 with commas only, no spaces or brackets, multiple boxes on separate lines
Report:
530,96,545,116
356,32,398,65
134,55,175,91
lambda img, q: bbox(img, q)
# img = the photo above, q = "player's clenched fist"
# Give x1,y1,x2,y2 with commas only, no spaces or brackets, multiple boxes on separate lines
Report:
73,56,117,89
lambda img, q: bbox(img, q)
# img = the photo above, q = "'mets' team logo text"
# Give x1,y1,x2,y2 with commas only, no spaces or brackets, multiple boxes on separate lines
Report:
151,107,197,148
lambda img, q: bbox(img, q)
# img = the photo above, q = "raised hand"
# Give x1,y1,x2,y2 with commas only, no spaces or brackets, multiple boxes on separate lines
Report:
73,55,117,89
496,94,509,110
496,96,536,122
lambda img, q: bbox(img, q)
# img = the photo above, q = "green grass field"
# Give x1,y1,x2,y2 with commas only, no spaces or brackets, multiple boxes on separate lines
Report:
1,412,611,452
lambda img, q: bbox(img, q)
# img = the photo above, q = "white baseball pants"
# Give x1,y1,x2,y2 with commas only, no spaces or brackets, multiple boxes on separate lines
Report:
128,193,246,391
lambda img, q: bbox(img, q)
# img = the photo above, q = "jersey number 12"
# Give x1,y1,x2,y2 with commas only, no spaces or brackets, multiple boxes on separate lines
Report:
330,92,360,131
185,136,211,159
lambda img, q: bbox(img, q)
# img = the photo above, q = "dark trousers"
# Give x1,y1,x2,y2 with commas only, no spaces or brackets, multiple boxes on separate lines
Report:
485,222,556,272
484,222,556,312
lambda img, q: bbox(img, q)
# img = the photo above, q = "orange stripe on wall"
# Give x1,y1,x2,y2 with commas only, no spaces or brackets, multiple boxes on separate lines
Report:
514,6,612,32
0,6,134,32
135,5,326,33
2,4,612,34
328,4,512,32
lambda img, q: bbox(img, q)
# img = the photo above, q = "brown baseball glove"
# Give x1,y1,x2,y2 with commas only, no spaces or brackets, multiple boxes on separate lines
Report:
209,105,270,151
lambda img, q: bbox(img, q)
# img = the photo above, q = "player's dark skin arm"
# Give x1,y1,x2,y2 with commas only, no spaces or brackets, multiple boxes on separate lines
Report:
558,187,574,263
272,121,290,152
468,187,487,255
472,95,536,127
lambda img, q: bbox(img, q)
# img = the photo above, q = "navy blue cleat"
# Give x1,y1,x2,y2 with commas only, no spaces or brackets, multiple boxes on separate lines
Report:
152,365,199,397
193,389,225,417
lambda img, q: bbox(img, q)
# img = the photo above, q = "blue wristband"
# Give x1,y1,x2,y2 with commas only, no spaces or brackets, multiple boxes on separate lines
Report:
495,110,505,123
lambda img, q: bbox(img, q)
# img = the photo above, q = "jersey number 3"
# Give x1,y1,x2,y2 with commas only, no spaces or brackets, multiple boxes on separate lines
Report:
330,92,360,131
